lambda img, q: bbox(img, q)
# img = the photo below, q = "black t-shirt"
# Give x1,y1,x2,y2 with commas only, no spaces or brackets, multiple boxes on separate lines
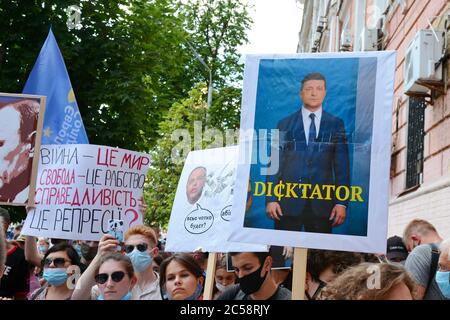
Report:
217,284,292,300
0,246,30,298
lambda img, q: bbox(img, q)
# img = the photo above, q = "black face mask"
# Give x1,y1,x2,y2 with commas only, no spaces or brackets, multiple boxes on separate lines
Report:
305,279,327,300
238,263,268,295
80,243,98,261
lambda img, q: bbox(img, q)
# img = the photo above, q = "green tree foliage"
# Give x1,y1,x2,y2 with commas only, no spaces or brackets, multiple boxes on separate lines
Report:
0,0,251,224
144,84,241,227
144,0,252,227
144,84,207,227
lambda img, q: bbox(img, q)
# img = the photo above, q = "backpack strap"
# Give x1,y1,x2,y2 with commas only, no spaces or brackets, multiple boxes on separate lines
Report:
30,285,47,301
426,243,440,291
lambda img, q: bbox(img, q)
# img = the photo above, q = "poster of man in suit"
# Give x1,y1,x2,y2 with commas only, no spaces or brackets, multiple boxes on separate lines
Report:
230,52,396,253
265,72,350,234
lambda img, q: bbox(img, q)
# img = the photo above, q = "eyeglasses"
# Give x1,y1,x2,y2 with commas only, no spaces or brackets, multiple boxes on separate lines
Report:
95,271,126,284
43,257,69,268
124,243,148,254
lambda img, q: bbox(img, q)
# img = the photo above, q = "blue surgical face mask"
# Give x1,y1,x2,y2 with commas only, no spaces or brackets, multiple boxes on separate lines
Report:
98,291,132,300
126,250,152,273
185,283,203,300
435,271,450,298
72,244,82,257
43,268,68,286
38,245,48,254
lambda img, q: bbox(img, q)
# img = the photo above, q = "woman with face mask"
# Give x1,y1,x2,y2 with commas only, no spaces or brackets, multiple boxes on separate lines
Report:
29,243,82,300
159,253,204,300
213,255,236,299
72,225,162,300
95,253,137,300
37,238,49,255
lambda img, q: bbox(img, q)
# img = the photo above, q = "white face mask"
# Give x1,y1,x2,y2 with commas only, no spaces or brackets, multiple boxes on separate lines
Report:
215,282,231,292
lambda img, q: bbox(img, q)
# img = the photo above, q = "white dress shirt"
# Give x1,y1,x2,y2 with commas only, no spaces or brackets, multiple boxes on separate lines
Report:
301,106,322,145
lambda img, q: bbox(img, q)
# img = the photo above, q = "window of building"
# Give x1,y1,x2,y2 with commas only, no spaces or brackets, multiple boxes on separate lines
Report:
405,97,426,189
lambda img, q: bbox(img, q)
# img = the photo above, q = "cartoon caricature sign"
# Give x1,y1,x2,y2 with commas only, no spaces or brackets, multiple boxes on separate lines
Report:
165,146,267,253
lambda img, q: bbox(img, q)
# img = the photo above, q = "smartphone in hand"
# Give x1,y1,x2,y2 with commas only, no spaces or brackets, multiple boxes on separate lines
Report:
107,219,124,251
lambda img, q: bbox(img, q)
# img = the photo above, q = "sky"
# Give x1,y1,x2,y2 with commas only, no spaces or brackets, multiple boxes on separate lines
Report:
238,0,304,56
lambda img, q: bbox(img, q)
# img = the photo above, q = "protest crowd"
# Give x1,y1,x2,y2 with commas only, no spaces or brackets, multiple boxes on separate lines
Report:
1,205,449,300
0,1,449,305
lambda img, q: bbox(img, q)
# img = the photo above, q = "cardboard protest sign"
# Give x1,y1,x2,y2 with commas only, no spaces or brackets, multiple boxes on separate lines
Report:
229,52,396,253
0,93,46,206
165,146,267,253
22,144,150,240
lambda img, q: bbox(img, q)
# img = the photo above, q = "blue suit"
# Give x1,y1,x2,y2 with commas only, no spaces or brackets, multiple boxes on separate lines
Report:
266,108,350,230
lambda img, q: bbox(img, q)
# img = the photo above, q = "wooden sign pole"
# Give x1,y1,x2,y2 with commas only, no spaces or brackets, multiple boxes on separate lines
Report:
291,247,308,300
203,252,218,300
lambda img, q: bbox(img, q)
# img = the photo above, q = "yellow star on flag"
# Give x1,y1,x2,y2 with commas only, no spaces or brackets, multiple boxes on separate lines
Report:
43,127,53,137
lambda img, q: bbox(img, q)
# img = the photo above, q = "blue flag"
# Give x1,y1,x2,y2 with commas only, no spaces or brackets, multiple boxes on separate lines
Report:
23,28,89,144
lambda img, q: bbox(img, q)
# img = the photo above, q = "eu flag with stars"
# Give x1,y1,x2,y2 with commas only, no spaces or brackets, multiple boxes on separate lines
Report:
23,28,89,144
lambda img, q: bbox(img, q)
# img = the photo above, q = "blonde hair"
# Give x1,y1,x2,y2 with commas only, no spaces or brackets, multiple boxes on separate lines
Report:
403,219,438,243
318,263,415,300
124,224,157,247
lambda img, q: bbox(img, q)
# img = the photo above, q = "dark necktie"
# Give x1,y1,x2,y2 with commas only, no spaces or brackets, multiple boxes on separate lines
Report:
308,113,316,146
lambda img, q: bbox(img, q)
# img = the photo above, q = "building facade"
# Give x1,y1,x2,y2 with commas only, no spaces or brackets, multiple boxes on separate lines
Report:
297,0,450,239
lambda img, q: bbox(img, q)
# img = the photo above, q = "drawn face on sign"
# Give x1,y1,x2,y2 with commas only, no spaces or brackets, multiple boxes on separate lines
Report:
0,101,38,202
186,167,206,205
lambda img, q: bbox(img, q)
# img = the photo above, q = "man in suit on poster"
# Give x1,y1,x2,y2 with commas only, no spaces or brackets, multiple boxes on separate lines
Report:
266,73,350,234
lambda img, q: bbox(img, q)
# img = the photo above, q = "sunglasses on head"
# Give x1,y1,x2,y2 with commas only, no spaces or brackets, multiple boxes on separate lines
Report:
124,243,148,254
43,257,68,268
95,271,126,284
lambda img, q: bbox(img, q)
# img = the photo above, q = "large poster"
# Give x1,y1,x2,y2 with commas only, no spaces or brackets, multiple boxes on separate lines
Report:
229,52,396,253
165,146,267,253
22,144,150,240
0,93,46,206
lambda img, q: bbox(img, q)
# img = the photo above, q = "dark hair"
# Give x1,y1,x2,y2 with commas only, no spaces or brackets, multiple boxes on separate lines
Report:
229,251,270,266
153,254,164,266
42,243,82,269
301,73,327,91
159,253,204,289
307,249,362,282
97,252,134,279
0,208,11,225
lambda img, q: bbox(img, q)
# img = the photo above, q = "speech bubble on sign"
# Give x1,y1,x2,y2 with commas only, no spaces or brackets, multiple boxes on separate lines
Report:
184,204,214,234
220,205,232,221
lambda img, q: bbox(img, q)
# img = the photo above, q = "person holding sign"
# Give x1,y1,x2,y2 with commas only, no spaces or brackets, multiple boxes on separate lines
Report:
159,253,205,300
217,252,291,300
73,225,162,300
266,73,350,233
0,100,40,204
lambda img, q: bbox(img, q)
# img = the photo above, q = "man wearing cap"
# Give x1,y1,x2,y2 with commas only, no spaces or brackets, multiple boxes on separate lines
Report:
386,236,409,264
